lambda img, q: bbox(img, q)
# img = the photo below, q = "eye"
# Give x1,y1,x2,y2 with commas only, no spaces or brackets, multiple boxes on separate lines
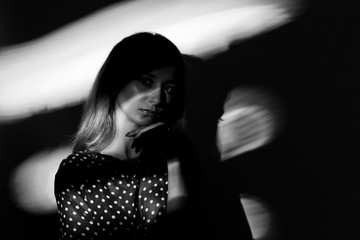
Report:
137,77,153,87
164,84,176,95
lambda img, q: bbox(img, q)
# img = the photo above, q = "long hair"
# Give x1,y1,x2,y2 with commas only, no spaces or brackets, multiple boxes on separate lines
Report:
72,32,185,152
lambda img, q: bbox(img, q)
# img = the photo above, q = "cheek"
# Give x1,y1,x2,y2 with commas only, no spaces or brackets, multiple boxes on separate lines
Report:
166,93,178,106
119,94,146,112
165,95,172,105
117,84,143,108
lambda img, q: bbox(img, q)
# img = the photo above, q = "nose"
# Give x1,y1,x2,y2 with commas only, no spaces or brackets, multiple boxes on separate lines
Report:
148,87,162,105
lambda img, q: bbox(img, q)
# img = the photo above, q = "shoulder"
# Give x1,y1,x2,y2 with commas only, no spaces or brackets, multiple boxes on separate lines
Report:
54,151,98,187
57,151,97,172
171,131,199,162
170,130,201,175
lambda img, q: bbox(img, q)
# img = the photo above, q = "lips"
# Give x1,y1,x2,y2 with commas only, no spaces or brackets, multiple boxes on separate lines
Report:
139,108,159,117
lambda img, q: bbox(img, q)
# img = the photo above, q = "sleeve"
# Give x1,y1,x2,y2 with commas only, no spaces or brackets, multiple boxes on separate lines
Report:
54,154,102,240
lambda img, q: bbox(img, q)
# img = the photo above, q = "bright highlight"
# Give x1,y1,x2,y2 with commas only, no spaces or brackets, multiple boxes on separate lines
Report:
0,0,300,123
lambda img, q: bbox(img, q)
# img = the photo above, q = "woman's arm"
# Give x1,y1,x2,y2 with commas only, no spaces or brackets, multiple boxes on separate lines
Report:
54,155,100,240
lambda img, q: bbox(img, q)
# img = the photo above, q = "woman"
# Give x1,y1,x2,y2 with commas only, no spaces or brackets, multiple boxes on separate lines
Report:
54,32,199,240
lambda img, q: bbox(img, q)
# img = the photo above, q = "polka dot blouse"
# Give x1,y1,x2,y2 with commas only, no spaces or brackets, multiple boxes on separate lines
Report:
54,150,169,240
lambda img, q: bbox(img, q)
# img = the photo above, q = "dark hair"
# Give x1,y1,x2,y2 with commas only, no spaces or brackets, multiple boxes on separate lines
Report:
72,32,185,152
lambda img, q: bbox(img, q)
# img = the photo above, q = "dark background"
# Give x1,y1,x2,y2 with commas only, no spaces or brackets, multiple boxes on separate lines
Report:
0,0,359,239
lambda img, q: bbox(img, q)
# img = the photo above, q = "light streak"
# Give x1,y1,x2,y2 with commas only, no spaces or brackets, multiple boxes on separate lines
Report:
0,0,301,123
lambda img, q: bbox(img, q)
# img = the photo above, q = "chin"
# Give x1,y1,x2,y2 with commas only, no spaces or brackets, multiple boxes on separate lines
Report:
136,117,155,127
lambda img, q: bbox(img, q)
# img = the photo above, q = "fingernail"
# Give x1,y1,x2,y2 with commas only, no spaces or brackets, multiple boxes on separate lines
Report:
126,132,137,137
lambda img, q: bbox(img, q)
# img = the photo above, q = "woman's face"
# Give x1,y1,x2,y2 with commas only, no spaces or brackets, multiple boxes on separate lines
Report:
116,66,178,127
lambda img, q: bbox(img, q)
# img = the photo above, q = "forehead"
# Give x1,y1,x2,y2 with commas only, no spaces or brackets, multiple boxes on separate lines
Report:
141,66,177,83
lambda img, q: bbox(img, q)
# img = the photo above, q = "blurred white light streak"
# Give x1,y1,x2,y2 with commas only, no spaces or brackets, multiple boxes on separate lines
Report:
9,146,72,214
217,86,280,160
218,106,274,160
0,0,298,122
155,4,291,58
241,194,273,240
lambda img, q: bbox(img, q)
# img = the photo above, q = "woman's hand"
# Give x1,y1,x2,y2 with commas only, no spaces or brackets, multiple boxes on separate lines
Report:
126,122,168,152
126,122,176,159
125,122,166,139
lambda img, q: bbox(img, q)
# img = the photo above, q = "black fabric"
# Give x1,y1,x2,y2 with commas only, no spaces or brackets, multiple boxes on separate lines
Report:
54,150,170,239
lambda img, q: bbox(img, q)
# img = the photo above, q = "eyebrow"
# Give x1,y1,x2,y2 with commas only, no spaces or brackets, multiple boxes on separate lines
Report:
142,73,155,78
141,73,176,84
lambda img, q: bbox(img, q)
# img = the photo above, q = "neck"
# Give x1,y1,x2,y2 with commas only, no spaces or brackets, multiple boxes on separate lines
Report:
101,109,141,160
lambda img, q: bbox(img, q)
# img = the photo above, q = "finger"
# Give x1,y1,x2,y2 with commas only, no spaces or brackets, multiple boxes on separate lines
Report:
137,122,165,136
125,122,165,138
